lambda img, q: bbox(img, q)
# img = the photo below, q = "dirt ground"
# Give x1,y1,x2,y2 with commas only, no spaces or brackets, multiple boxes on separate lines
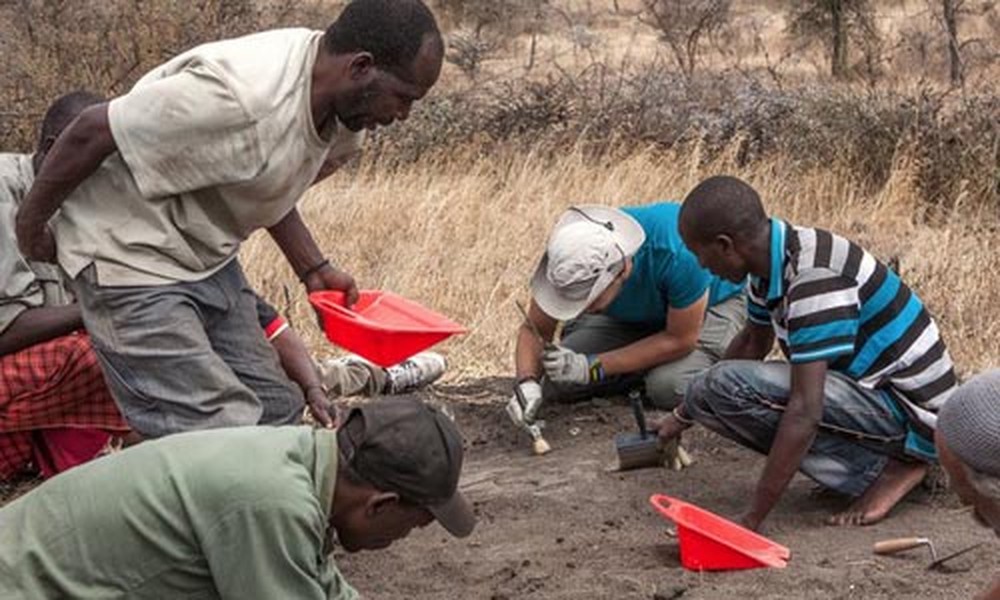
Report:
1,378,994,599
339,379,998,600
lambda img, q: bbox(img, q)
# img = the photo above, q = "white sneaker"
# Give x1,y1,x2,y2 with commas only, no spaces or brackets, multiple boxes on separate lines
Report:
384,352,447,394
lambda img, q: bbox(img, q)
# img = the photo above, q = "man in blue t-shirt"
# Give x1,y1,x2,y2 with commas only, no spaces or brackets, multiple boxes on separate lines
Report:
507,204,746,438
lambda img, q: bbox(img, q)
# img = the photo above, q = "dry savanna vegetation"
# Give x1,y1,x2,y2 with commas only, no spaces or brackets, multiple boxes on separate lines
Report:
2,0,998,383
2,4,999,596
245,136,1000,380
245,0,1000,381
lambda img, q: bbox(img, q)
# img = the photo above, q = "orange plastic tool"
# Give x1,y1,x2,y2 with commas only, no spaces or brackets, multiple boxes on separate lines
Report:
650,494,791,571
309,290,466,367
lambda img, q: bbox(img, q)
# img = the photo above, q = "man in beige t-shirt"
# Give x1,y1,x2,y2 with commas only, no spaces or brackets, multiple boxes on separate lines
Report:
15,0,445,438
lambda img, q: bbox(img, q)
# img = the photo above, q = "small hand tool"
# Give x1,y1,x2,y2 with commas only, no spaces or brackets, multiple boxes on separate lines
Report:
513,300,552,455
614,389,665,470
874,537,984,572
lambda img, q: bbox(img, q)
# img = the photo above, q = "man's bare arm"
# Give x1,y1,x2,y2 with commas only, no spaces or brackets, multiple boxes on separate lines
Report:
267,208,358,305
0,305,83,357
514,300,558,381
16,103,117,261
269,326,336,429
267,209,326,277
598,293,708,375
741,360,826,530
723,322,775,360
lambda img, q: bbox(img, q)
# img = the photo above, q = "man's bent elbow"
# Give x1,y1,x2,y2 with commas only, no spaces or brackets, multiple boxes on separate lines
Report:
677,335,699,357
663,328,700,356
68,103,116,157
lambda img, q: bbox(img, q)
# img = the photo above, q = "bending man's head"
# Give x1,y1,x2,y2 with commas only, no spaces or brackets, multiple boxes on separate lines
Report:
530,206,646,321
678,175,769,283
331,397,475,552
35,90,105,173
322,0,444,133
935,370,1000,536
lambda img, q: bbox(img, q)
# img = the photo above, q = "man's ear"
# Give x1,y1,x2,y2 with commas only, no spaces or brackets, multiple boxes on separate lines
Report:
365,491,401,517
41,135,57,155
32,135,58,173
349,52,376,81
38,135,57,160
716,233,737,255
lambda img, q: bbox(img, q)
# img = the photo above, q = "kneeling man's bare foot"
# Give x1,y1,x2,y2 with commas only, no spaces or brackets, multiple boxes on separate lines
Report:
826,459,927,526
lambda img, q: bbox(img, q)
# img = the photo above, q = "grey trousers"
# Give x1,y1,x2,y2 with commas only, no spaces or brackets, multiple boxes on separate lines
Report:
684,360,914,497
548,293,747,408
74,261,303,438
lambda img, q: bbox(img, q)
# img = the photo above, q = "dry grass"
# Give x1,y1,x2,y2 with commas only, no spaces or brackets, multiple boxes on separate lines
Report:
0,0,993,381
242,138,1000,382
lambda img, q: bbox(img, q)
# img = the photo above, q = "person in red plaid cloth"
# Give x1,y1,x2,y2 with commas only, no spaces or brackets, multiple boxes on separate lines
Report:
0,91,131,483
0,94,327,482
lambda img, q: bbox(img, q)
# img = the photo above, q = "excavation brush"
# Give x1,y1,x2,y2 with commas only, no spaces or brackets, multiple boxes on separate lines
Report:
514,300,552,455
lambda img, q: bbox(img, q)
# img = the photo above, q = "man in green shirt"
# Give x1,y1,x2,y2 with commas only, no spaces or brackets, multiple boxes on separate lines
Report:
0,398,474,598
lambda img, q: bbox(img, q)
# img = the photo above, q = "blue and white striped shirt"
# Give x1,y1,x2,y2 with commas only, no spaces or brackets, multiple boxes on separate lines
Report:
748,219,957,439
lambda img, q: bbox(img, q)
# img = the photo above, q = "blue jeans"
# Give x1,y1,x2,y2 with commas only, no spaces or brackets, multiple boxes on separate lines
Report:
74,260,303,438
684,360,914,497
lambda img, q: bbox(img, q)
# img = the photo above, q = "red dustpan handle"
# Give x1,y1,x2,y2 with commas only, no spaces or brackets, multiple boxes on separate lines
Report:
650,494,680,521
310,292,365,321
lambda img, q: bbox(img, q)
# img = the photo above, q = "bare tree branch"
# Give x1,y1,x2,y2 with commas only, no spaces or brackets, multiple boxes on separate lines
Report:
638,0,731,77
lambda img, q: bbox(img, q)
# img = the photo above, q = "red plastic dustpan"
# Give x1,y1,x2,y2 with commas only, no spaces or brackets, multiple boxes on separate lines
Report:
650,494,790,571
309,290,466,367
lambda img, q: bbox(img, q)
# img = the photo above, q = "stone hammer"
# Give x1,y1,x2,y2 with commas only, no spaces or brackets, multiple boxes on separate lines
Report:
614,389,664,470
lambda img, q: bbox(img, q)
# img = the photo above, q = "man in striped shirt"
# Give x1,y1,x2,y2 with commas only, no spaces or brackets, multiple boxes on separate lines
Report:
655,175,957,529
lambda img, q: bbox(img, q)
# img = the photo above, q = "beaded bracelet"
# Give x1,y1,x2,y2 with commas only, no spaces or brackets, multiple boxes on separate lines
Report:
672,406,695,426
299,258,331,282
587,355,605,383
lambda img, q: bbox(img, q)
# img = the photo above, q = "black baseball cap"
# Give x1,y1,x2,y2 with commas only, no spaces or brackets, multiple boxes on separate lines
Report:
338,398,475,537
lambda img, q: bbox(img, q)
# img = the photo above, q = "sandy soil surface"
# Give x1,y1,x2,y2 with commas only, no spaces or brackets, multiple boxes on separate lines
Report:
339,378,998,600
1,378,994,599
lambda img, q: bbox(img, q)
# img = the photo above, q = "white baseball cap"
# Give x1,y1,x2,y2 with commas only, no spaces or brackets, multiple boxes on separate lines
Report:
530,206,646,320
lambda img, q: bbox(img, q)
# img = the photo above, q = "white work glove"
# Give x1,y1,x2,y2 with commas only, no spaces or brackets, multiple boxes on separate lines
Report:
506,379,544,426
542,346,603,385
662,436,695,471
